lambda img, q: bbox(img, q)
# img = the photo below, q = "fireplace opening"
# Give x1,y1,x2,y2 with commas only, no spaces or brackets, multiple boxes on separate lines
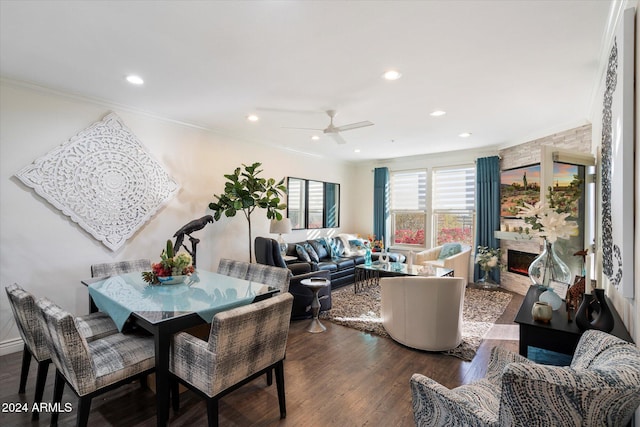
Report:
508,250,538,276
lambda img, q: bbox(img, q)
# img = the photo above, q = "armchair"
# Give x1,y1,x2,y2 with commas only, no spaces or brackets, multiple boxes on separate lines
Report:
411,329,640,426
415,244,471,284
169,292,294,427
255,236,331,319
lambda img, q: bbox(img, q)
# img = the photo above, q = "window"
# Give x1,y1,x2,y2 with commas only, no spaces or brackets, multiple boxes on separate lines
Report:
432,166,475,247
286,177,340,229
390,170,427,246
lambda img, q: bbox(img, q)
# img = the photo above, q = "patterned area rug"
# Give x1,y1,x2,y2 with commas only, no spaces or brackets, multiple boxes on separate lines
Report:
319,284,513,361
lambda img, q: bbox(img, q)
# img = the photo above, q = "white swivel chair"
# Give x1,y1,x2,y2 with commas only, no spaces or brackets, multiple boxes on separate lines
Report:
380,276,466,351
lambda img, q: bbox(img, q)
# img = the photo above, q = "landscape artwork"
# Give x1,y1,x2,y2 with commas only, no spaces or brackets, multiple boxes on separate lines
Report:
500,164,540,217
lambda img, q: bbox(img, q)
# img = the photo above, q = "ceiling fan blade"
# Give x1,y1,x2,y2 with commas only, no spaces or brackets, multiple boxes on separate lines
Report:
328,132,348,145
334,121,374,132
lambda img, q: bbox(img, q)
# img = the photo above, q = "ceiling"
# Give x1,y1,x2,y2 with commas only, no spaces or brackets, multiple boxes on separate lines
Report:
0,1,616,162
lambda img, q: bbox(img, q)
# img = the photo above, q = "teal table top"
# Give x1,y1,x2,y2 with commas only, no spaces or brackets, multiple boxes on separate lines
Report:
87,270,275,331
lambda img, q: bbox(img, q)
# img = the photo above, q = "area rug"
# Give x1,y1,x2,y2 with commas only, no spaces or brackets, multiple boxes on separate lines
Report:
319,284,513,361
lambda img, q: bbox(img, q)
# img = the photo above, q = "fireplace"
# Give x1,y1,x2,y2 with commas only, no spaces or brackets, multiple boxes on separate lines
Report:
508,249,538,276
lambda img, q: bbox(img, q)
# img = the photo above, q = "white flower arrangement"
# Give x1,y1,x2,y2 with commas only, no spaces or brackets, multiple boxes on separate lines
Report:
516,201,578,243
475,246,503,272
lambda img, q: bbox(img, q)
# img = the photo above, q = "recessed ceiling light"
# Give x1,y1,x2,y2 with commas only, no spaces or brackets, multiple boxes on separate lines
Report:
383,70,402,80
430,110,446,117
125,75,144,85
311,135,320,141
354,149,361,153
459,132,472,138
247,114,259,122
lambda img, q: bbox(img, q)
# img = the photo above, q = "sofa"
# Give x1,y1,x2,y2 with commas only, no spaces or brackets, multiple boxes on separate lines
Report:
411,329,640,426
254,236,331,320
283,234,405,289
415,243,471,284
380,276,466,351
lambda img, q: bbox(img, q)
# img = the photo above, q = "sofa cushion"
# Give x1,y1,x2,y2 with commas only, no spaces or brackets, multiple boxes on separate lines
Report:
334,257,356,270
295,244,311,263
308,239,328,260
438,242,462,260
317,262,338,272
304,242,320,263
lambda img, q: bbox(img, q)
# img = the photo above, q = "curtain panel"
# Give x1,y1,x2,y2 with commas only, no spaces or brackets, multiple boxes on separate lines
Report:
373,167,390,246
474,156,501,282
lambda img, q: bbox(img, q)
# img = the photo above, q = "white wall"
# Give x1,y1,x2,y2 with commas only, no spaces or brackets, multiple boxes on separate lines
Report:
0,80,356,353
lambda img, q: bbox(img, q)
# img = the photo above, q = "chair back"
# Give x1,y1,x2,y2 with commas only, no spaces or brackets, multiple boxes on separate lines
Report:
208,292,293,393
5,284,49,362
217,258,250,279
90,258,151,278
245,263,290,292
36,298,96,396
380,276,465,351
255,236,287,268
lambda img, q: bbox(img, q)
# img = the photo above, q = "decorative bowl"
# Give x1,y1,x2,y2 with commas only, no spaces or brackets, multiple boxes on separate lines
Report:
157,275,189,285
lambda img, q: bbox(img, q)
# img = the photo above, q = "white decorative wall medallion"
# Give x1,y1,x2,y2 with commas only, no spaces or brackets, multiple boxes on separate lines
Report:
15,113,180,251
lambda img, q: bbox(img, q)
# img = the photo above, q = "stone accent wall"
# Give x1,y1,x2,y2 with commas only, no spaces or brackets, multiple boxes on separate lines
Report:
497,124,592,295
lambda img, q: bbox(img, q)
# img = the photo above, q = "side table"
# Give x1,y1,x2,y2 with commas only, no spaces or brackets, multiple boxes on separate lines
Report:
514,285,633,358
300,277,331,333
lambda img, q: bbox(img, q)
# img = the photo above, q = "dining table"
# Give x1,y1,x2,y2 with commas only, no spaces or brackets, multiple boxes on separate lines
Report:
82,270,278,427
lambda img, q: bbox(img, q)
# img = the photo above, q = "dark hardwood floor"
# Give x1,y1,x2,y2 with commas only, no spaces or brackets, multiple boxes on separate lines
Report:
0,289,523,427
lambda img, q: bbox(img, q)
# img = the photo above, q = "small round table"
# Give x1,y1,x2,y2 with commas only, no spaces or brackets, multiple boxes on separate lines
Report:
300,277,331,333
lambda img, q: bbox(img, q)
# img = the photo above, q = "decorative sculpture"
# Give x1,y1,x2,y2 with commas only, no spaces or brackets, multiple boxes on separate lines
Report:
173,215,213,268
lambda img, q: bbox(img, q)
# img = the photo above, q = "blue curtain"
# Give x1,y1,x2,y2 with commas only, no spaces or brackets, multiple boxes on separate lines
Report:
373,167,389,246
474,156,501,282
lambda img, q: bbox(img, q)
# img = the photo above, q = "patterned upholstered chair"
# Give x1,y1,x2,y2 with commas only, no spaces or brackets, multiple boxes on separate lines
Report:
217,258,290,292
90,258,151,278
36,297,155,427
411,329,640,426
169,292,294,427
5,284,119,420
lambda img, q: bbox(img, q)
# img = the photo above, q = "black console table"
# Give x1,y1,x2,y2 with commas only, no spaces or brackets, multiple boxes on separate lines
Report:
514,285,633,358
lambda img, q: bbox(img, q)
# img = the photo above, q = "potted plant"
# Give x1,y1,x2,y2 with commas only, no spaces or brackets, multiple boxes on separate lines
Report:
208,162,287,262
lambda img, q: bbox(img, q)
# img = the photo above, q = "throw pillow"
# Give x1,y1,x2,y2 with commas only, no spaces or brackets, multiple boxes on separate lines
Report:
329,237,343,260
309,239,328,260
295,244,311,263
304,242,320,263
438,242,462,260
319,237,334,259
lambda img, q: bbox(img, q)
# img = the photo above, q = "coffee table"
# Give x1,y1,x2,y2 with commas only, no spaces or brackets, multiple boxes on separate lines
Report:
354,262,453,293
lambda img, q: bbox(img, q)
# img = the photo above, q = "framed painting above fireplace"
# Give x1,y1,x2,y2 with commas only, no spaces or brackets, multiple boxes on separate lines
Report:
500,163,540,218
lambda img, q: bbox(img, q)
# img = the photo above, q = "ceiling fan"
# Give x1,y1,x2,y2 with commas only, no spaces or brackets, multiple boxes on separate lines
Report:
285,110,374,144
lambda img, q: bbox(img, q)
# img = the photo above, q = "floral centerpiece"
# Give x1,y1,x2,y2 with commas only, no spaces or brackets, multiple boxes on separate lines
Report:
475,246,503,285
516,185,580,288
142,240,194,285
366,234,384,252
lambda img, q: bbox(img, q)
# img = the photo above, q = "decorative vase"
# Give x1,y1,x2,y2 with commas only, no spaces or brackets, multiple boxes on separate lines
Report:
531,301,553,323
539,288,563,310
576,289,614,332
364,247,372,266
379,248,389,264
478,268,498,288
528,239,572,288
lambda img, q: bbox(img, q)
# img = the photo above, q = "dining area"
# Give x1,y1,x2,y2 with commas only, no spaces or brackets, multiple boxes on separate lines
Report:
5,258,294,427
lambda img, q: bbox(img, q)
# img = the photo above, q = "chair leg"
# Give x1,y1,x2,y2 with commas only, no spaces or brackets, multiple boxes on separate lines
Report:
76,396,92,427
51,370,65,427
18,344,31,394
275,360,286,419
266,369,273,386
206,398,219,427
31,359,50,420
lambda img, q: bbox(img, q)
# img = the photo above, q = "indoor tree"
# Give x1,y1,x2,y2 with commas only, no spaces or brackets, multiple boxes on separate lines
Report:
208,162,287,262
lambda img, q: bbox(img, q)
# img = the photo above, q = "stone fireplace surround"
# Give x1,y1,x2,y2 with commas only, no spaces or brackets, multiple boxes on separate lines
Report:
497,124,592,295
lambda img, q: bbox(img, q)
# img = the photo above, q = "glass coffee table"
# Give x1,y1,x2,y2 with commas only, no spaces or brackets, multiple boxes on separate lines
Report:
354,262,454,293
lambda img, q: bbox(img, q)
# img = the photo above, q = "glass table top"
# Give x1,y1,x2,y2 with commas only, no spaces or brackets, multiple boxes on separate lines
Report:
87,270,276,330
356,262,453,277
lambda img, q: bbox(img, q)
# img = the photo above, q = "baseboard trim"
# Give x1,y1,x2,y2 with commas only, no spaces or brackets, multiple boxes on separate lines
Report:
0,337,24,356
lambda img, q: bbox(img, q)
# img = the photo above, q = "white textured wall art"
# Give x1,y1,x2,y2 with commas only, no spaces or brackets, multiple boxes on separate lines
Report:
15,112,180,251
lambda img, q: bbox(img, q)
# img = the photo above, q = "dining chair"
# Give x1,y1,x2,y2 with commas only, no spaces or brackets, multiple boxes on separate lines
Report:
90,258,151,278
169,292,294,427
36,297,155,427
216,258,250,279
5,284,119,421
245,263,290,292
